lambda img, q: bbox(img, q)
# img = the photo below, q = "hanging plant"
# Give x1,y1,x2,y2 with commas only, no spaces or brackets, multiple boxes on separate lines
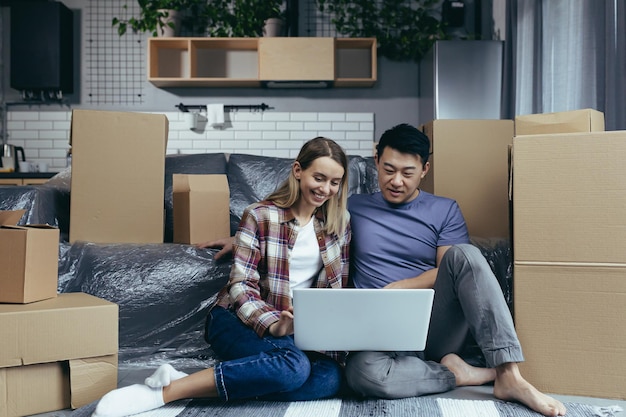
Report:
316,0,449,62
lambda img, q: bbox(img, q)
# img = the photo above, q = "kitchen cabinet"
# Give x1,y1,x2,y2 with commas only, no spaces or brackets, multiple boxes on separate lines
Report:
147,37,376,88
258,37,334,82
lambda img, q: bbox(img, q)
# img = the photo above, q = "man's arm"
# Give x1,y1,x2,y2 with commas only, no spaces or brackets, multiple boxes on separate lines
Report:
195,236,235,260
383,245,451,289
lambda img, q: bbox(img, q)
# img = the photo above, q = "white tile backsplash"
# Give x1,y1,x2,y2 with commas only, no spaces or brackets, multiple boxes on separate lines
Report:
6,111,375,172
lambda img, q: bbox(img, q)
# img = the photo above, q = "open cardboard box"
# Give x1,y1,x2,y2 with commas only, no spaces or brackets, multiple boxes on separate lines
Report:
173,174,230,244
0,210,59,304
0,293,119,416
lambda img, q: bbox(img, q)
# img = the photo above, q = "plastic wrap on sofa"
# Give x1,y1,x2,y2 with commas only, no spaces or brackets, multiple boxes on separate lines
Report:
226,153,293,235
58,241,231,367
227,154,378,236
470,237,513,309
0,169,71,241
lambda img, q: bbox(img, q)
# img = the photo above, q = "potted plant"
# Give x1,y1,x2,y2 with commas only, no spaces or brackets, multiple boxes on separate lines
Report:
263,4,285,37
189,0,285,37
112,0,201,37
316,0,449,62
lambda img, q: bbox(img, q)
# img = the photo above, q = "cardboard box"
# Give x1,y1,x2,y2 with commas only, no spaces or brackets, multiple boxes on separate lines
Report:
0,293,119,415
173,174,230,244
512,131,626,264
515,265,626,399
420,119,514,238
0,355,117,417
69,109,168,244
513,129,626,398
0,210,60,304
514,108,604,136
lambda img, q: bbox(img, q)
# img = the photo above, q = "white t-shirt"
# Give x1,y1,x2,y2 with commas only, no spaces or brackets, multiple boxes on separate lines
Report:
289,218,323,296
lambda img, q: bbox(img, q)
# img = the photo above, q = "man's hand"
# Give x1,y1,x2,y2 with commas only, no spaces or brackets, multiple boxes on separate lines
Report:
195,236,235,261
268,308,294,337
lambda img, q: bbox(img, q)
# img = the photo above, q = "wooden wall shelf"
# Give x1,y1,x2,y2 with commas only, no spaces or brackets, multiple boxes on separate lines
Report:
147,37,377,88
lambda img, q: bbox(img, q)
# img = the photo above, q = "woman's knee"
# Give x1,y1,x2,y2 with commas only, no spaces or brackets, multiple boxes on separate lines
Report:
271,348,312,392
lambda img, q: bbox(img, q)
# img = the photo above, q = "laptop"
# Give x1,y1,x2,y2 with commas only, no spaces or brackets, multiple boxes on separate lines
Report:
292,288,434,351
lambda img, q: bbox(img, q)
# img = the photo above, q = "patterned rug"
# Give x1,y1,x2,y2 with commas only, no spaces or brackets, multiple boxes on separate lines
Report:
72,396,622,417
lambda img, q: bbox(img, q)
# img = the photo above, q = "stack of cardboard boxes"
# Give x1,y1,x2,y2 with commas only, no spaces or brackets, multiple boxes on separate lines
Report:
418,109,624,399
69,109,230,246
0,209,118,417
512,109,626,399
1,109,232,416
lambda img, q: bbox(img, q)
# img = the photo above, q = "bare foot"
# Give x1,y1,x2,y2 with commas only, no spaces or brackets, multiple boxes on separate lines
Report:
493,363,566,417
441,353,496,387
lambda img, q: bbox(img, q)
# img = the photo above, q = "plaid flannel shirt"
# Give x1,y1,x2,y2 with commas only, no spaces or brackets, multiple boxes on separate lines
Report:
214,201,351,362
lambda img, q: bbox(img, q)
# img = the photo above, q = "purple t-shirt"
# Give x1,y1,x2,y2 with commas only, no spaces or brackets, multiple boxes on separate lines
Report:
348,191,469,289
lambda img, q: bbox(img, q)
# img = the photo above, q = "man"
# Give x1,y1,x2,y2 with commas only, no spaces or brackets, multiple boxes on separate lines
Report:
203,124,566,417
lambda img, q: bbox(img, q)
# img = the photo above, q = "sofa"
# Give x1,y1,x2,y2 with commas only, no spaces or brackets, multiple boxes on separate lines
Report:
0,152,512,371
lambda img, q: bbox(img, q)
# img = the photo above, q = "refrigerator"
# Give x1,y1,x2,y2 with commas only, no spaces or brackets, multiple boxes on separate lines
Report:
418,40,504,126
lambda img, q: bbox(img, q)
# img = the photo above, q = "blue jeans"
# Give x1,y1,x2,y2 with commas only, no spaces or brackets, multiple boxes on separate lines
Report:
205,306,343,401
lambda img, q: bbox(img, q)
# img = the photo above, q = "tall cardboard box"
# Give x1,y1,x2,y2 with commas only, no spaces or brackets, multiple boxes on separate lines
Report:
420,119,514,238
0,293,119,416
0,210,60,303
172,174,230,244
69,109,168,244
513,130,626,399
514,108,604,136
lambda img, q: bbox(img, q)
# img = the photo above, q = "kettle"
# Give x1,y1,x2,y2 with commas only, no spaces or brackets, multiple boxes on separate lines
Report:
1,144,26,172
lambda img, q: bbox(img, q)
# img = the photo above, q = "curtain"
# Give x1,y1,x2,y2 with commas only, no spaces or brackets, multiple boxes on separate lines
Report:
505,0,626,130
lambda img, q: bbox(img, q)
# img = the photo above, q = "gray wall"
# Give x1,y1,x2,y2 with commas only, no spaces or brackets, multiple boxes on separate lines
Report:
1,0,425,142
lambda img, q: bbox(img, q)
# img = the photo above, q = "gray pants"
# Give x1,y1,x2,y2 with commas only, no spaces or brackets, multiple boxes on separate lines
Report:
345,244,524,399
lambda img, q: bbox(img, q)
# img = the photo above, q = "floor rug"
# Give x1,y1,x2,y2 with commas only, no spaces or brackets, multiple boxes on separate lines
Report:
72,397,622,417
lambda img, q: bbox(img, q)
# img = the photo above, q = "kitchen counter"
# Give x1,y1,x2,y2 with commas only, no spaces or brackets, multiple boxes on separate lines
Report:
0,172,57,185
0,172,57,179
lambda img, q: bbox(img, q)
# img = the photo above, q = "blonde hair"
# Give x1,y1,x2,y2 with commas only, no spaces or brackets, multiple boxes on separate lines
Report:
266,137,349,237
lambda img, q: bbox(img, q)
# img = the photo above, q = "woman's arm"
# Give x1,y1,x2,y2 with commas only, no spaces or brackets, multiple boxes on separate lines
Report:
227,206,285,337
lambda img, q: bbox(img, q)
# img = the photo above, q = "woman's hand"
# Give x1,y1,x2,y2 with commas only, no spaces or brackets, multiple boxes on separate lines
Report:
195,236,235,261
268,307,294,337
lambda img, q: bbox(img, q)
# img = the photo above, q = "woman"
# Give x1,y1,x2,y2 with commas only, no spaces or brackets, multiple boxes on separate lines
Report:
93,137,351,417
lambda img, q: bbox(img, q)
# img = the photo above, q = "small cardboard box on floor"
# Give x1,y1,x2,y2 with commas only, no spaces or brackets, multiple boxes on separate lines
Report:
512,130,626,399
0,210,59,304
69,109,168,244
172,174,230,244
420,119,514,239
0,293,119,417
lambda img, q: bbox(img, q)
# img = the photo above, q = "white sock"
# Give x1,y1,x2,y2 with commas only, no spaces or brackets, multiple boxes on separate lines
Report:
145,363,189,388
92,384,164,417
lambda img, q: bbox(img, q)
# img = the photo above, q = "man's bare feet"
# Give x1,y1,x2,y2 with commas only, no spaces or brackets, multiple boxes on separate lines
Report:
441,353,496,387
493,363,566,417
